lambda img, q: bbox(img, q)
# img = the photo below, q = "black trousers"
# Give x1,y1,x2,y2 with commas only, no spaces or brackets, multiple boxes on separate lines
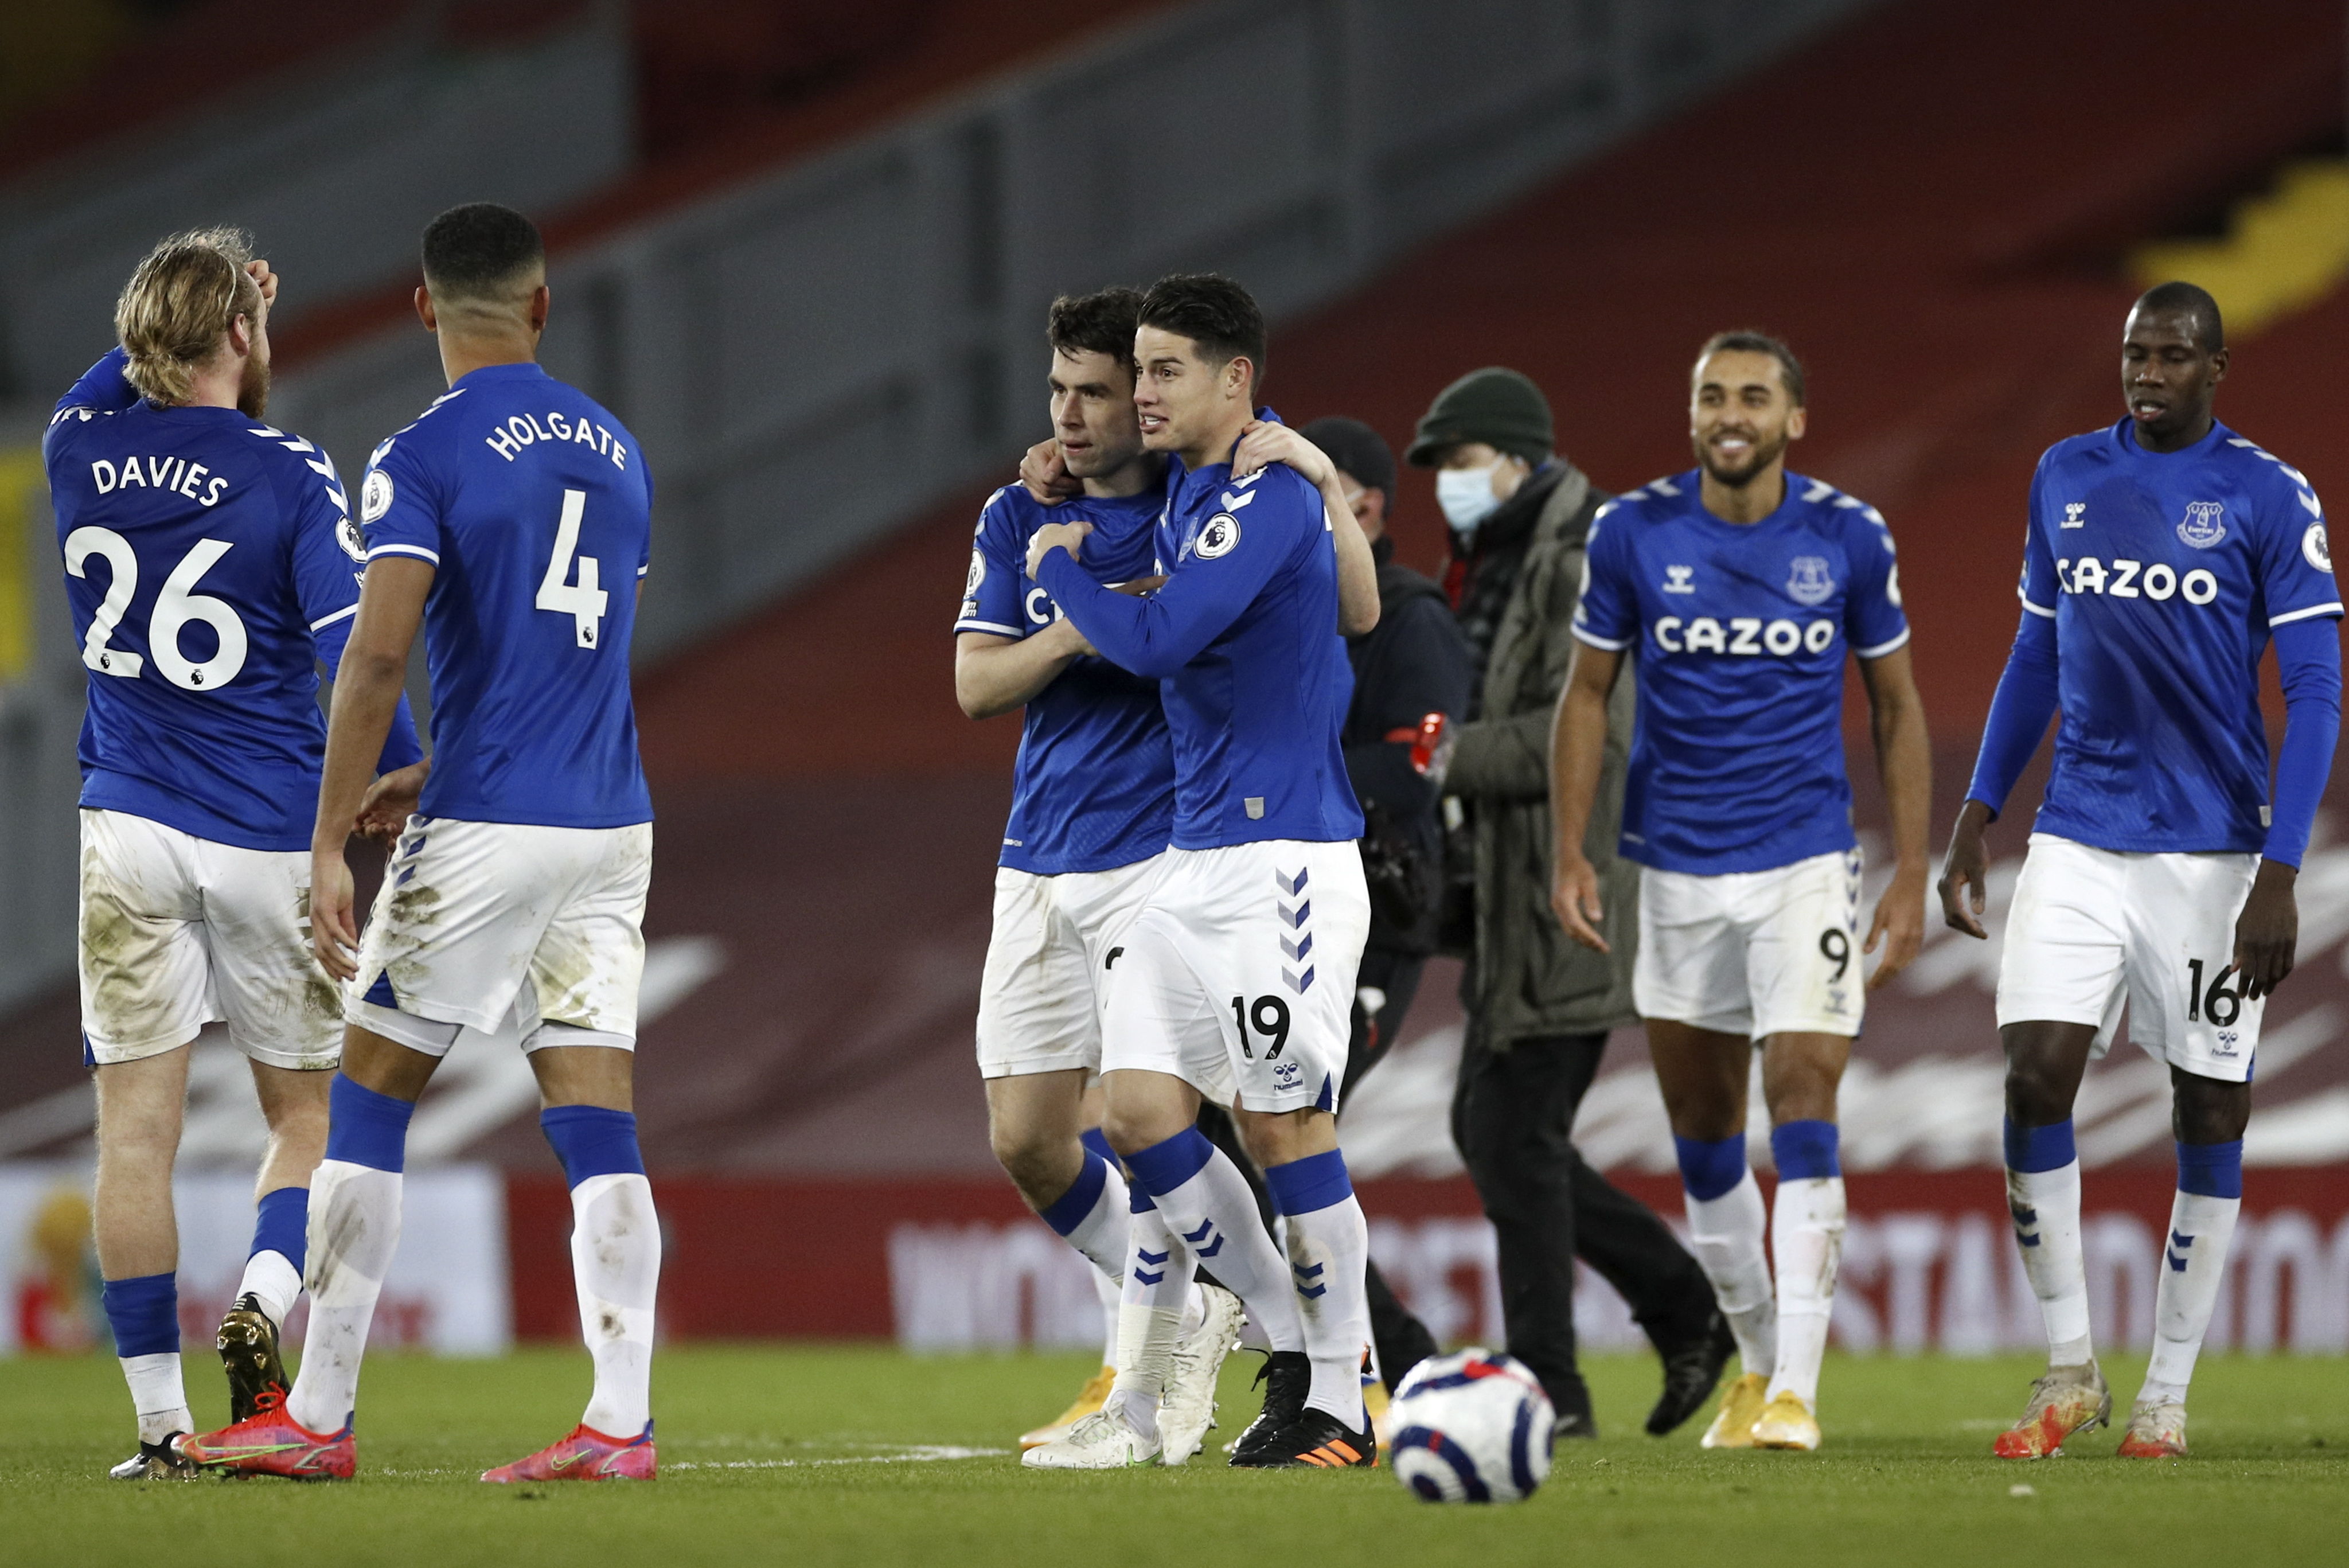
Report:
1450,1028,1715,1419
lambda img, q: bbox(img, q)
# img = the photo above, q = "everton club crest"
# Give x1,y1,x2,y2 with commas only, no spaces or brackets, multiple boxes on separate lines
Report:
1785,555,1835,606
2177,501,2226,549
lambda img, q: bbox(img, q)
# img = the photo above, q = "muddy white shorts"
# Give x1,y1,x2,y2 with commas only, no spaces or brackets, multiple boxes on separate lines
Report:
350,816,651,1057
1633,847,1866,1039
1996,833,2263,1083
78,808,342,1070
1101,838,1369,1113
976,853,1168,1079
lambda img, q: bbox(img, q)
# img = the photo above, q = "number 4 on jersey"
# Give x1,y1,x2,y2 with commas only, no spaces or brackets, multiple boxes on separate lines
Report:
537,488,608,648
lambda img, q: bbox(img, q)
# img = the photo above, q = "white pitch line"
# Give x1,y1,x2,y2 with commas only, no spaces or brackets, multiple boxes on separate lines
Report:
668,1445,1006,1471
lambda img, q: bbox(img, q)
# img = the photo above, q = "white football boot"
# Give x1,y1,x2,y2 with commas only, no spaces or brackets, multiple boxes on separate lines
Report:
1157,1284,1244,1465
1019,1405,1162,1470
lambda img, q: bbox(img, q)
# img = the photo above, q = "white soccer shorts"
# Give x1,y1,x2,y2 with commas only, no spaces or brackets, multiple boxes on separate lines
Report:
976,853,1168,1079
349,816,651,1057
77,808,342,1070
1633,847,1866,1039
1996,833,2264,1083
1101,838,1369,1114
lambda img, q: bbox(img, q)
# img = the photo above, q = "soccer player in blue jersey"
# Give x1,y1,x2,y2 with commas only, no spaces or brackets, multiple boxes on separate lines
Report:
959,287,1246,1463
46,232,424,1479
1024,274,1379,1470
1939,283,2342,1461
184,204,661,1483
1549,333,1932,1452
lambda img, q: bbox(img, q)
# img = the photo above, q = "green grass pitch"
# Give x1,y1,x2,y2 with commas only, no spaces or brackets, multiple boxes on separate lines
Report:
4,1346,2346,1567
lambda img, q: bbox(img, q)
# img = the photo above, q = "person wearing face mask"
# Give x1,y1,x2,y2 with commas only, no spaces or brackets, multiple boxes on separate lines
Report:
1404,368,1730,1439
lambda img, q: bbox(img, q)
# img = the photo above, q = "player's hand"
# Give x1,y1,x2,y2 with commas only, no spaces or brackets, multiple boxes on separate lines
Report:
1231,419,1332,487
1864,864,1927,990
1042,614,1097,658
1019,440,1081,504
356,760,430,846
311,848,360,982
1025,520,1092,580
2233,857,2299,1001
1937,800,1993,939
1550,850,1609,953
245,258,278,308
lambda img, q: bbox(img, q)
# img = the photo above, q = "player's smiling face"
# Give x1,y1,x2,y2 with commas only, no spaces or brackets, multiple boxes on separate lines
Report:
1689,349,1804,488
1132,326,1247,460
1048,347,1144,481
2121,307,2226,450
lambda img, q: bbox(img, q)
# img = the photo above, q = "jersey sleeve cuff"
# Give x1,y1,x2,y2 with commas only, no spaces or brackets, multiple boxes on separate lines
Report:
1854,626,1913,660
1570,622,1633,652
367,543,440,565
2270,602,2345,627
2018,592,2056,619
954,618,1023,637
307,604,358,632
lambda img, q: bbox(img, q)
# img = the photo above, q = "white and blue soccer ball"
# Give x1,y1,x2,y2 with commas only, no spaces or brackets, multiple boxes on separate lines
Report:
1387,1348,1554,1504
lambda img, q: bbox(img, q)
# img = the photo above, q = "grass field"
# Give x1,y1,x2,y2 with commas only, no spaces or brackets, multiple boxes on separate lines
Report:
5,1346,2347,1567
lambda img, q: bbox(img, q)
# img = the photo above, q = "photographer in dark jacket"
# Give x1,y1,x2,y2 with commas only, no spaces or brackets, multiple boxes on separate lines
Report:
1410,370,1731,1437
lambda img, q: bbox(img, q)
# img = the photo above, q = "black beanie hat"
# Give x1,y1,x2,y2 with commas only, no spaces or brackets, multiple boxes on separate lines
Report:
1404,367,1554,467
1300,416,1397,506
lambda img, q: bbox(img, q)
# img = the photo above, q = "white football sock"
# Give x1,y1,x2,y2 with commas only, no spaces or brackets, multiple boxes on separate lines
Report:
237,1249,303,1329
1685,1169,1777,1376
2007,1160,2093,1366
287,1160,400,1434
1281,1190,1372,1426
120,1354,192,1445
1133,1143,1304,1354
2140,1189,2241,1407
1058,1158,1131,1285
1766,1176,1845,1407
1106,1200,1191,1439
572,1172,660,1436
1092,1264,1122,1370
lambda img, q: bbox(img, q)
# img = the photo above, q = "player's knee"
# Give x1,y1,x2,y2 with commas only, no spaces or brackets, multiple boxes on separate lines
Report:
988,1121,1060,1189
2003,1055,2072,1125
2171,1072,2251,1144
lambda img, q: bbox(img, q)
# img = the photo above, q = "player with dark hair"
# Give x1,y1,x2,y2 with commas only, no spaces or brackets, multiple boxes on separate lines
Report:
1941,282,2341,1461
959,286,1244,1463
1023,272,1379,1470
1550,331,1932,1452
185,203,662,1482
47,233,423,1479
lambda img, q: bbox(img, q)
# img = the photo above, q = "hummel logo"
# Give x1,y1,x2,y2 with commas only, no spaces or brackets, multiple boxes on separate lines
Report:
1218,488,1259,512
1663,564,1696,594
2062,502,2086,529
2167,1230,2195,1272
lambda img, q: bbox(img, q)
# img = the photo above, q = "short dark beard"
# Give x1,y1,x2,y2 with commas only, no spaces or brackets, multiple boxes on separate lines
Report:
1696,428,1788,489
237,351,271,420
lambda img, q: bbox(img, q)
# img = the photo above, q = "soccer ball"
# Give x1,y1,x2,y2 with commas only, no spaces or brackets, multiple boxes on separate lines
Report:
1387,1348,1554,1504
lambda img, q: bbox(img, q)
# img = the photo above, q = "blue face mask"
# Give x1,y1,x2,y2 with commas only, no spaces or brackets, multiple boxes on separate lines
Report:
1437,463,1504,537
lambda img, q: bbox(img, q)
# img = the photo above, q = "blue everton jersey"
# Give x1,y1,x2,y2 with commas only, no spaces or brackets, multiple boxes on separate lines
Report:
1572,469,1909,875
955,483,1174,874
45,352,390,852
1036,456,1363,849
360,361,653,828
2008,419,2342,853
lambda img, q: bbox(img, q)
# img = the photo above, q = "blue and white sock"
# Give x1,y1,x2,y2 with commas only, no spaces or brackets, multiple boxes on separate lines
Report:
286,1075,412,1434
2005,1117,2092,1367
103,1271,188,1444
1106,1185,1194,1438
2141,1139,2243,1408
1038,1128,1130,1290
1266,1149,1371,1427
1766,1120,1844,1408
1676,1133,1776,1377
543,1105,660,1438
1125,1128,1303,1354
237,1186,307,1328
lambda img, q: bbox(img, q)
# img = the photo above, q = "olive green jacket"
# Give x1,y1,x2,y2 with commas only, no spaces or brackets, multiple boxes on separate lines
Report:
1446,464,1639,1048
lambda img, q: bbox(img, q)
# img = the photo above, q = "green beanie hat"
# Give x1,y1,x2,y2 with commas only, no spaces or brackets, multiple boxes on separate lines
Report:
1405,367,1554,467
